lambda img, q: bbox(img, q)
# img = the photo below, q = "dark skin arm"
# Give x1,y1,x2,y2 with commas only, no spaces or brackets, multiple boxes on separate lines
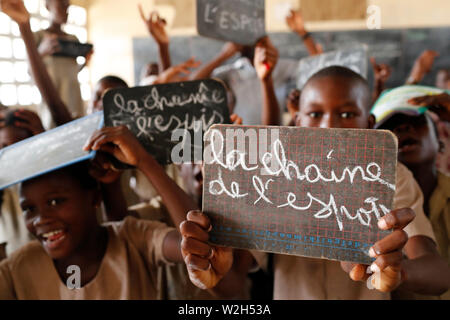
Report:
88,152,139,222
189,42,243,81
370,57,392,103
408,92,450,122
139,6,171,71
180,211,254,298
406,50,439,85
254,37,281,126
0,0,73,125
83,126,198,232
341,208,450,295
286,9,322,56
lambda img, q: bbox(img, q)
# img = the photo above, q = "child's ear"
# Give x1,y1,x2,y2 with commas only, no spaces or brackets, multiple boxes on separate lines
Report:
367,114,376,129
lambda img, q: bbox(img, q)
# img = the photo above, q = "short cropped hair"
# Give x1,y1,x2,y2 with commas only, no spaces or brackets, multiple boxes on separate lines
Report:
302,65,372,111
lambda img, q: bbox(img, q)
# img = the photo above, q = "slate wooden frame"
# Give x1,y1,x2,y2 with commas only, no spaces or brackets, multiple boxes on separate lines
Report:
103,79,230,165
196,0,266,46
202,125,398,264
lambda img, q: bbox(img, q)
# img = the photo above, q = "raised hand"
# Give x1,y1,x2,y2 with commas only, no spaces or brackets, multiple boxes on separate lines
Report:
11,109,44,135
407,50,439,84
254,36,279,81
155,57,202,84
138,5,169,45
83,126,149,168
341,208,415,292
370,57,392,84
286,9,306,35
0,0,30,25
180,210,233,289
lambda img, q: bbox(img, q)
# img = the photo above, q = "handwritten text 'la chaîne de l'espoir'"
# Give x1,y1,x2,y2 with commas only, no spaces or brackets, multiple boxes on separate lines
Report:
110,82,226,141
206,129,396,231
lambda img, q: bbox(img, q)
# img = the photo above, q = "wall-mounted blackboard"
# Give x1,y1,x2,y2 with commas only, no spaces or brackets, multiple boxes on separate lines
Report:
133,27,450,90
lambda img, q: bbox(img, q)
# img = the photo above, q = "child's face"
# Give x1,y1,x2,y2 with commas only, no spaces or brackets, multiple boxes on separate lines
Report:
0,126,30,149
88,80,121,114
380,114,440,167
19,170,100,260
296,76,373,129
47,0,70,25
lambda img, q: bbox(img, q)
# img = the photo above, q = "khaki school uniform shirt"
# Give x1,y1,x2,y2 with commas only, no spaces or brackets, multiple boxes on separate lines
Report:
253,163,436,300
130,198,244,300
0,186,34,257
33,31,85,130
0,216,174,300
429,172,450,299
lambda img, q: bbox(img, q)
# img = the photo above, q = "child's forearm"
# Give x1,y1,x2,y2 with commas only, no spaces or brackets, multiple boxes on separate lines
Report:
158,42,171,71
138,154,198,229
400,236,450,295
372,80,385,103
296,30,320,56
18,22,72,126
190,51,233,81
261,76,281,126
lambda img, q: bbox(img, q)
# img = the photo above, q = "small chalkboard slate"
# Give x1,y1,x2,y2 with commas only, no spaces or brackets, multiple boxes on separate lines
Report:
203,125,398,264
297,44,369,89
54,39,93,58
196,0,266,46
0,112,103,190
103,79,230,165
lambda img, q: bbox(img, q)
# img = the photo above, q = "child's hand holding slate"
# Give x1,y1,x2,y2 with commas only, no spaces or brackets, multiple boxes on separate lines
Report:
180,210,233,290
88,151,123,185
341,208,415,292
84,126,150,168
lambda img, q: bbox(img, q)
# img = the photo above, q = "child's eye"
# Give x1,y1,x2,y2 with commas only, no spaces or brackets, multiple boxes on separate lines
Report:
340,112,355,119
308,112,322,119
21,205,35,216
48,198,65,207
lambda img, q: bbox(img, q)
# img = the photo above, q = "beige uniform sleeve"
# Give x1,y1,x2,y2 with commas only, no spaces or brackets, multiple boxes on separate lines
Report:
0,259,16,300
394,163,436,243
119,216,176,267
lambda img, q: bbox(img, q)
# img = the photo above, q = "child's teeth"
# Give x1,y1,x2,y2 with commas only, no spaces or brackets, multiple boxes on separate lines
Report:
43,230,63,238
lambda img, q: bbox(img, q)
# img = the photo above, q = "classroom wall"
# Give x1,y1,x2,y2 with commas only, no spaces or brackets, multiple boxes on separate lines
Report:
86,0,450,86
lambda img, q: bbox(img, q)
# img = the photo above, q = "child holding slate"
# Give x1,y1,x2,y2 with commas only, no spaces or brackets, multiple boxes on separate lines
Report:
33,0,90,129
180,66,449,299
0,125,199,299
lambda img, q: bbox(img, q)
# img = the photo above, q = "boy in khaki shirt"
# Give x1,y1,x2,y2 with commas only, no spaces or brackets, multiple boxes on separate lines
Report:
179,67,450,299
